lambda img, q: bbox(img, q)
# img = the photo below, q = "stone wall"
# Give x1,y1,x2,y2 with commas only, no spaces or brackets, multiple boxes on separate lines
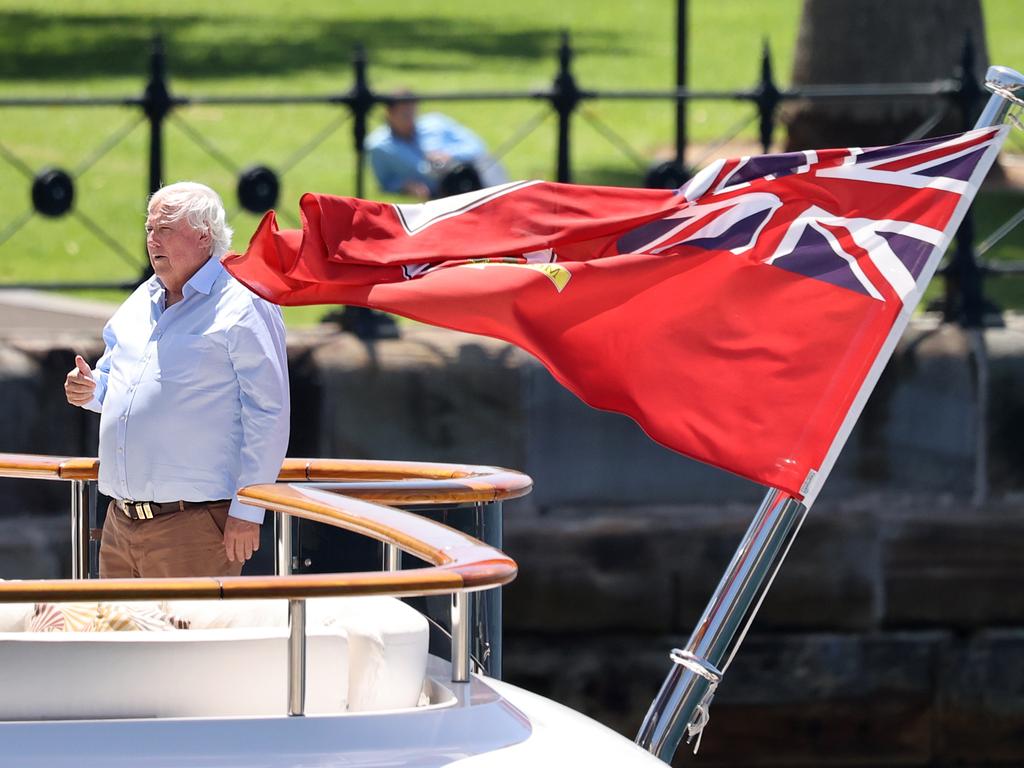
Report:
1,315,1023,765
502,497,1024,766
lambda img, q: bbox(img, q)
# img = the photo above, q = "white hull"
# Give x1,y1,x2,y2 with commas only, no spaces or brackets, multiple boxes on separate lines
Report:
0,658,665,767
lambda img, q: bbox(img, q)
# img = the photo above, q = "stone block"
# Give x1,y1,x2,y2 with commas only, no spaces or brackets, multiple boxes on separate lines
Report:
0,516,66,580
883,506,1024,627
987,325,1024,491
521,363,763,508
825,320,978,499
503,514,678,633
937,630,1024,762
504,501,884,635
308,327,525,469
756,506,883,631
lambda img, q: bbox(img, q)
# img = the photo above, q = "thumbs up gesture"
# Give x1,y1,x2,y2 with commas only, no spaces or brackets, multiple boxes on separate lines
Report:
65,354,97,407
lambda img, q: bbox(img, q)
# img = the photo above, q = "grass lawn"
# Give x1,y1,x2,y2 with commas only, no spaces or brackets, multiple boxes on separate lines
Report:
0,0,1022,325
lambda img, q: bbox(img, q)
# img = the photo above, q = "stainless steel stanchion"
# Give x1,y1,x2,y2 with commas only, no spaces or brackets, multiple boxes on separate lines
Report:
450,592,471,683
275,512,293,576
287,598,307,716
70,480,89,580
383,542,401,572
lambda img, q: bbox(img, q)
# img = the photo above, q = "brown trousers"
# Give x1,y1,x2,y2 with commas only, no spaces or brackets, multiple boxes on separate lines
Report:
99,500,244,579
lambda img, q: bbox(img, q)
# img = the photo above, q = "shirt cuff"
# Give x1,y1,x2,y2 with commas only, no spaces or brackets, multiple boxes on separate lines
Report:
228,496,266,524
81,393,103,413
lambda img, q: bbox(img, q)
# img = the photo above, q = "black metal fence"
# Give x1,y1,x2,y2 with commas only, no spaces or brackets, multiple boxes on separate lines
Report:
0,33,1021,327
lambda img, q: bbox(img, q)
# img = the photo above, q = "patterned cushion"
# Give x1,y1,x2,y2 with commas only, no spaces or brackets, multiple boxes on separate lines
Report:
27,602,189,632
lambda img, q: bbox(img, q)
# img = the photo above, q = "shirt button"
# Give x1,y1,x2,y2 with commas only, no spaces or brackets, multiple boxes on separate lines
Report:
118,448,124,454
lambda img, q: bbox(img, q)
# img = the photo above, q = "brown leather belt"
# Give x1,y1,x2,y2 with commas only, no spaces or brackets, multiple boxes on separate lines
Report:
115,499,230,521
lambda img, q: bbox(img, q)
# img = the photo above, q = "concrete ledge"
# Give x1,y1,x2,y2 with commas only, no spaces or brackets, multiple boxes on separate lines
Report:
0,290,116,337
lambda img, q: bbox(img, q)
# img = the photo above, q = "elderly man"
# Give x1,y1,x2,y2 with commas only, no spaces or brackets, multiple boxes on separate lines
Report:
64,181,290,578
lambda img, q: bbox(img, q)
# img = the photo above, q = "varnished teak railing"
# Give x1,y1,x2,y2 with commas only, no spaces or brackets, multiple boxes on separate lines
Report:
0,452,530,694
0,452,525,600
0,453,532,501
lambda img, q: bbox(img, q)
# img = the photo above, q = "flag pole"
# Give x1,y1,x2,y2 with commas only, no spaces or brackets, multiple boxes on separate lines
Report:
635,488,806,758
635,65,1024,763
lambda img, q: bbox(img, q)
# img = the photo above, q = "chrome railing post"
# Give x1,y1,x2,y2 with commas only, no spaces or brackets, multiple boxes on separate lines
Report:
275,512,293,576
287,597,306,716
476,500,503,679
86,481,99,578
450,591,471,683
636,488,808,759
69,480,89,580
383,542,401,571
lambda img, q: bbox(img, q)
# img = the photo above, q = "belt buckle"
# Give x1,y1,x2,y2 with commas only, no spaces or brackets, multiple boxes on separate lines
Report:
121,500,154,520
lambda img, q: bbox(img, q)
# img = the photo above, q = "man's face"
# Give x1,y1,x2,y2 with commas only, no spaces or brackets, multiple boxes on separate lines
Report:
145,202,211,292
386,101,418,139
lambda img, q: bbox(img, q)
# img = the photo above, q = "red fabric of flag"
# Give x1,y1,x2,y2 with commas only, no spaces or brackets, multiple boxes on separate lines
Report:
223,129,1004,497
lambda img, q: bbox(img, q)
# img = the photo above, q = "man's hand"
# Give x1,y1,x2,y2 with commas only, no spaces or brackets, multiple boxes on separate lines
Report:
223,516,260,563
425,150,452,168
64,355,96,407
401,180,431,200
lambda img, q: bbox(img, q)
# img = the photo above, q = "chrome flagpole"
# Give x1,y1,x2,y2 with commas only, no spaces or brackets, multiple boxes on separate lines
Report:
635,489,806,758
636,65,1024,764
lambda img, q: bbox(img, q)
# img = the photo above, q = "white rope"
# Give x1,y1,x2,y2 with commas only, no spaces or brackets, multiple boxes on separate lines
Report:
1008,110,1023,133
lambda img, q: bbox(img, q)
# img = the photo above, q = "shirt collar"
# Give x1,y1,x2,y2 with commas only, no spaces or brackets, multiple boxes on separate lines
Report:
147,256,224,302
184,256,224,296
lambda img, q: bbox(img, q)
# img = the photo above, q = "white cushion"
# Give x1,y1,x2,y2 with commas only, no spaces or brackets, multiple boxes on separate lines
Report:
164,598,286,629
307,597,430,712
0,603,32,633
0,596,429,720
0,628,347,720
167,596,429,712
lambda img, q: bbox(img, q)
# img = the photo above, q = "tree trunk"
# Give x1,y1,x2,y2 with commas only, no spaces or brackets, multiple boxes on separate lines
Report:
783,0,989,151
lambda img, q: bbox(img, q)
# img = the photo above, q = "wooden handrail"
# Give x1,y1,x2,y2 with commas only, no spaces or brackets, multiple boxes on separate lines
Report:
0,481,518,603
0,453,100,480
0,453,532,504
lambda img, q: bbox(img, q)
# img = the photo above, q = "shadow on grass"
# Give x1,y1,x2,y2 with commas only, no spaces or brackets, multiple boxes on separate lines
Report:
0,11,628,82
572,164,649,188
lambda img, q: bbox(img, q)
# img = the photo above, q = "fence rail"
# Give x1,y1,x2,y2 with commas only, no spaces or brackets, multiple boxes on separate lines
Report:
1,32,1021,328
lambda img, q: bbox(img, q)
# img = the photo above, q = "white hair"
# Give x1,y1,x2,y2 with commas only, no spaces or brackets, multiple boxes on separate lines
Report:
148,182,233,256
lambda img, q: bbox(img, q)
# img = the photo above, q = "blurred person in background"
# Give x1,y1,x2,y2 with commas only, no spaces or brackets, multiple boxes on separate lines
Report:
366,93,508,200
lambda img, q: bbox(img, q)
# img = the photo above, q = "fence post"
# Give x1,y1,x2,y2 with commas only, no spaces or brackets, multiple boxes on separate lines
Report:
143,36,171,200
754,40,781,154
946,32,988,327
551,31,581,183
140,35,172,282
674,0,688,170
350,44,373,199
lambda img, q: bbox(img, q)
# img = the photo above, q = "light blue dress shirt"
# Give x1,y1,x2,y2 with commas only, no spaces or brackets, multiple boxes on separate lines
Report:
366,112,491,195
84,256,290,524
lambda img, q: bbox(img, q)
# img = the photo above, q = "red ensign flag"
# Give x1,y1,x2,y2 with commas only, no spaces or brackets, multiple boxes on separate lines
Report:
224,128,1006,498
